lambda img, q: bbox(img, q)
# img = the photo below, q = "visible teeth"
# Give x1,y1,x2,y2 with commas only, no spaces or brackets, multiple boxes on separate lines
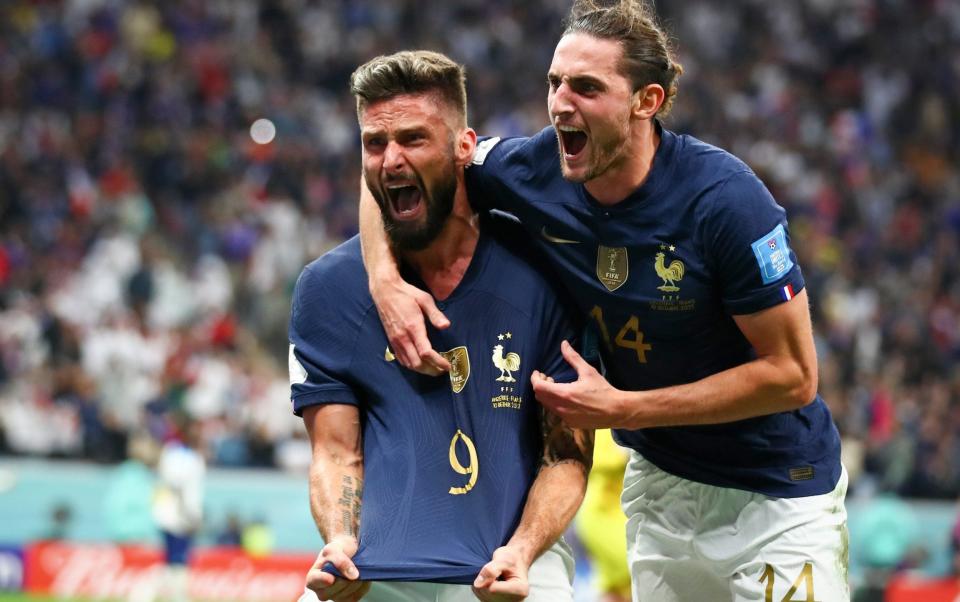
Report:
557,125,583,133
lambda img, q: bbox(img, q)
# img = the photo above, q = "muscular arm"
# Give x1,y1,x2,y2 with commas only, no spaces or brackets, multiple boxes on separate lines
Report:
473,395,593,599
302,404,369,600
359,180,450,374
509,409,594,564
303,403,364,543
534,289,818,429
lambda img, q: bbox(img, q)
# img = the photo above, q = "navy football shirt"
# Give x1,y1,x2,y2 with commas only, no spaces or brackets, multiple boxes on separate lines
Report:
288,216,577,583
466,123,841,498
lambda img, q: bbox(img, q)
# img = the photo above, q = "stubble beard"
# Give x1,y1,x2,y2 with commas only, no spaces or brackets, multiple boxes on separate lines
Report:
558,115,632,184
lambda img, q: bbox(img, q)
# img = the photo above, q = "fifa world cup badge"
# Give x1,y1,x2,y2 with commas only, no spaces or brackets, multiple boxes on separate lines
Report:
597,245,629,291
440,346,470,393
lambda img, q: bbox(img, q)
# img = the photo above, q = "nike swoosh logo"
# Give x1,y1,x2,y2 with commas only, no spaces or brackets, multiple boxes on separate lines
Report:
540,226,581,244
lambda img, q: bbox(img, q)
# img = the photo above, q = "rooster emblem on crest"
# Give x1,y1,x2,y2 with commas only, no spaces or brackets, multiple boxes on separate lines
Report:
655,252,685,292
492,344,520,382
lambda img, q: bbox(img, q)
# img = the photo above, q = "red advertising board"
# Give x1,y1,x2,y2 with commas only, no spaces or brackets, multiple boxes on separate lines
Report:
24,541,313,601
886,576,960,602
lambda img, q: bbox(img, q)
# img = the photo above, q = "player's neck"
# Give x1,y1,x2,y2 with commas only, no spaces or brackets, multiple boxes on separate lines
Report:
402,191,479,301
584,119,660,206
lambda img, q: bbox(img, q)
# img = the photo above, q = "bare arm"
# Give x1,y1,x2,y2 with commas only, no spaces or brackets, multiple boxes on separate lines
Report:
473,387,593,600
302,404,369,601
509,407,594,562
533,290,818,429
359,180,451,375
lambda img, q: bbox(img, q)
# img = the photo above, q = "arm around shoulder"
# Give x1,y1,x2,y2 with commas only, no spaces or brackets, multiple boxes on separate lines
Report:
358,177,451,375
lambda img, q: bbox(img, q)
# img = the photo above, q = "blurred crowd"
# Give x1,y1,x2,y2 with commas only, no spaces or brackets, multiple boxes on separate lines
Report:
0,0,958,500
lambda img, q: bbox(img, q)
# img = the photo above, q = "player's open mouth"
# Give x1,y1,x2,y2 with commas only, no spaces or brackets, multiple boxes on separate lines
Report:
385,183,425,221
558,125,588,160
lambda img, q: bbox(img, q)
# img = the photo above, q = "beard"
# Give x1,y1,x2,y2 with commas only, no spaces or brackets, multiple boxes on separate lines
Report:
558,113,632,183
368,162,458,252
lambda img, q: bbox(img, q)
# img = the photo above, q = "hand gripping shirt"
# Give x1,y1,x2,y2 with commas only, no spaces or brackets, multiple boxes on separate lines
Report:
466,124,841,498
288,217,577,583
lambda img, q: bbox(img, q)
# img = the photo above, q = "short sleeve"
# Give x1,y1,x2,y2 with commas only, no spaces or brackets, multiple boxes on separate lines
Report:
466,136,508,212
288,265,361,416
703,171,806,316
466,129,554,214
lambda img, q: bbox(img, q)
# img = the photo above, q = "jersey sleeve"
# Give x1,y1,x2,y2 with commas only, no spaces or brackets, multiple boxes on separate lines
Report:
701,170,806,315
466,128,555,213
288,263,361,415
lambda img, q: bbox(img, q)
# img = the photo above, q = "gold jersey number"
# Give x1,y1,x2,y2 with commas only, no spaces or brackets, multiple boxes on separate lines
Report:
760,563,817,602
448,429,478,495
590,305,653,363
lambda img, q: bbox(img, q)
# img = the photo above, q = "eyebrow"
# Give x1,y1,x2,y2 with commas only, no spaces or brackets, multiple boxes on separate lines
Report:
361,123,432,139
548,72,607,90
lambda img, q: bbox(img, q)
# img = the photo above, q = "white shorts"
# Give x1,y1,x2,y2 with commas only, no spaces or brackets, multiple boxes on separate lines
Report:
298,539,574,602
623,452,849,602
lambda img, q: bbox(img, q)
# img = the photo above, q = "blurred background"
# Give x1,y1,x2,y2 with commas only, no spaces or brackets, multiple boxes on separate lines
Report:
0,0,958,600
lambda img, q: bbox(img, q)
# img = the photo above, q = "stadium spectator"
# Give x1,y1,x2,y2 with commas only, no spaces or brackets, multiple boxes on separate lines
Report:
214,511,244,548
41,501,73,541
145,413,205,602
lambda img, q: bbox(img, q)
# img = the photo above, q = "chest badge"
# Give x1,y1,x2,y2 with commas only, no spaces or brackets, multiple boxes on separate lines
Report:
597,246,629,291
654,250,685,292
492,337,520,382
440,346,470,393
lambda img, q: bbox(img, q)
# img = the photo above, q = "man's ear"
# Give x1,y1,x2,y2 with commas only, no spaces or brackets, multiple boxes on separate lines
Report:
455,127,478,167
634,84,665,120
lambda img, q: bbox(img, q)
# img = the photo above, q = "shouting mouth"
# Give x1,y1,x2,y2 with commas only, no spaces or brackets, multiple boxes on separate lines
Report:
557,124,588,161
384,181,425,221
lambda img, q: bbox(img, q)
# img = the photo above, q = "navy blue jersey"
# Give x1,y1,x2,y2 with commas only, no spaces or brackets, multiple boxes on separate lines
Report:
466,123,841,498
288,217,577,584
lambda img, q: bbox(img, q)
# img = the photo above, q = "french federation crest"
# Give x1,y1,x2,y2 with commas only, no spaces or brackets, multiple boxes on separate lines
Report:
440,346,470,393
597,246,629,291
654,252,685,292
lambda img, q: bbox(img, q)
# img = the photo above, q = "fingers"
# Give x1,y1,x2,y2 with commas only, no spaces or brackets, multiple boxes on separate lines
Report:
560,340,592,374
486,578,529,597
473,559,505,589
326,551,360,581
409,289,449,374
472,579,529,601
380,285,450,375
305,568,368,600
305,564,368,602
307,578,368,602
305,565,335,590
531,372,562,400
417,293,450,330
531,370,555,384
418,349,452,375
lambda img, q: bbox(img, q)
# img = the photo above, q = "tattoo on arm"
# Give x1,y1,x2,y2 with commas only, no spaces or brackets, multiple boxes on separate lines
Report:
541,410,594,474
337,475,364,537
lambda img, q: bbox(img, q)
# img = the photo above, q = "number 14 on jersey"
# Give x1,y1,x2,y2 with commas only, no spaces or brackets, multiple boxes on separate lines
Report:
590,305,653,363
